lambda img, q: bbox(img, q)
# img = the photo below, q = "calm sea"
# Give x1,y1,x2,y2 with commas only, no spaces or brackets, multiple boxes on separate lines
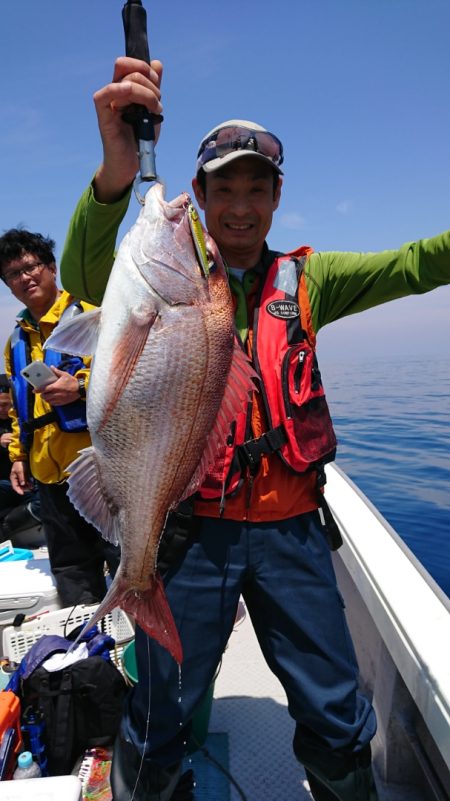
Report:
321,356,450,598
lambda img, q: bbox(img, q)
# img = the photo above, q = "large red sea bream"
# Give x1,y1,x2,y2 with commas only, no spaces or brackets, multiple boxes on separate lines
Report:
45,183,255,663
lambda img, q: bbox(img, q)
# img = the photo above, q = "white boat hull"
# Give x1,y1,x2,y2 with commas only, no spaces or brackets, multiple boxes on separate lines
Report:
327,464,450,800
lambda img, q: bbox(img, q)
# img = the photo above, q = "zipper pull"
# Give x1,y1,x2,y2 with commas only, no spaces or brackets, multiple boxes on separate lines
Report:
294,350,306,393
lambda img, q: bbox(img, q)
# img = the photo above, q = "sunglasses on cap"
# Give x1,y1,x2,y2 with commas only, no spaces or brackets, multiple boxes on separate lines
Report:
197,126,284,171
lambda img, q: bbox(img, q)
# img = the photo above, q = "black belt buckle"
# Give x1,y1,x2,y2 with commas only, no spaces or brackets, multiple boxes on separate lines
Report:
239,439,261,473
238,426,286,475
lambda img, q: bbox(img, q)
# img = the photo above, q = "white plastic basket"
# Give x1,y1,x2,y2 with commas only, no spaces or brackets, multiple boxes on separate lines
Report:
2,603,135,666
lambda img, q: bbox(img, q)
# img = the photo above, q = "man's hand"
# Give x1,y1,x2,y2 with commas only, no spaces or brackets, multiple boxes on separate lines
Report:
10,460,33,495
38,367,82,406
93,57,163,203
0,432,12,448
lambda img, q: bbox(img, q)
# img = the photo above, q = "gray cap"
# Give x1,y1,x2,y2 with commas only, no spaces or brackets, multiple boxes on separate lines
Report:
196,119,284,175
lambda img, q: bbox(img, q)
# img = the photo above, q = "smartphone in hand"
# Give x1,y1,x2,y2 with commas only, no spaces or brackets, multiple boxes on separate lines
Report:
20,361,58,390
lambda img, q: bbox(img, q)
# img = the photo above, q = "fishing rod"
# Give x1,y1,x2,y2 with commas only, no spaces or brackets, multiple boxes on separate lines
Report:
122,0,162,192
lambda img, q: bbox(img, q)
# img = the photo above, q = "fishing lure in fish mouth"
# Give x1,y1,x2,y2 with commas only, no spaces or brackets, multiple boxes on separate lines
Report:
187,203,210,278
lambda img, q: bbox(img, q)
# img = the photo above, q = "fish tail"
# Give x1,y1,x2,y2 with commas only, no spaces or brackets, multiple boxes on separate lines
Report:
121,574,183,665
68,574,182,664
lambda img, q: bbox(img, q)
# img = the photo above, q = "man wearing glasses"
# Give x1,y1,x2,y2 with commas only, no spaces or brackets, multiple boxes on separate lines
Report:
59,58,449,801
0,229,119,605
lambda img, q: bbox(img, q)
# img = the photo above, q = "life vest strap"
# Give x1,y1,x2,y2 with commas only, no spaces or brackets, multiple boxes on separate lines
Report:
316,464,343,551
237,425,287,473
22,411,58,435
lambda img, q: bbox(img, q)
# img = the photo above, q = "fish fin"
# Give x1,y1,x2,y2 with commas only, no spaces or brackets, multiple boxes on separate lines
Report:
98,307,157,431
72,573,183,664
67,447,120,546
44,308,102,356
180,336,257,499
121,574,183,665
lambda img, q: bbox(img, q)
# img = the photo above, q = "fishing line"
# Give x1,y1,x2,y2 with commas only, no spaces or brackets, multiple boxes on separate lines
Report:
130,633,152,801
63,603,79,639
63,601,107,648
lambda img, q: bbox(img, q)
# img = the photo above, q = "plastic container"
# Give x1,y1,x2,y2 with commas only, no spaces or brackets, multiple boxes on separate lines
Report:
21,707,48,776
0,558,60,639
0,540,34,563
2,602,134,665
0,660,16,691
13,750,41,779
122,640,215,753
0,691,23,779
122,638,139,684
0,775,82,799
188,682,214,754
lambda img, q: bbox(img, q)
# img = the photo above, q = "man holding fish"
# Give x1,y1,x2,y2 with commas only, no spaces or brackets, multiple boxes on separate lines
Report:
59,57,449,801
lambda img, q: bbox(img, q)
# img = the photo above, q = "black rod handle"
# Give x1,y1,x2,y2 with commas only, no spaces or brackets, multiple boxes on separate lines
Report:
122,0,157,181
123,0,150,61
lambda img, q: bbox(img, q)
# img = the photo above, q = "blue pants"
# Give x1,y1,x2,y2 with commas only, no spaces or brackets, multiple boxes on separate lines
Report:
121,512,376,768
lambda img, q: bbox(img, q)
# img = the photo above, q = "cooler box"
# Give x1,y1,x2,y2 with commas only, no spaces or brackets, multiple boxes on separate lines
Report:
0,560,60,650
0,774,82,799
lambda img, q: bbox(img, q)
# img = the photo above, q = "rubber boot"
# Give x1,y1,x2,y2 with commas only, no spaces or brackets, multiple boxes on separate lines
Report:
300,745,379,801
172,769,195,800
110,734,182,801
305,769,341,801
305,765,378,801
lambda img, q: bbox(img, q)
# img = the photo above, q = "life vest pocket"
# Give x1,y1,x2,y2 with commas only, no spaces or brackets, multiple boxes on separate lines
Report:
282,344,323,412
281,345,337,465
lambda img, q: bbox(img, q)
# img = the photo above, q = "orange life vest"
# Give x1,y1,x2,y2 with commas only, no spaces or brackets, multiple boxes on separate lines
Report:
199,248,337,501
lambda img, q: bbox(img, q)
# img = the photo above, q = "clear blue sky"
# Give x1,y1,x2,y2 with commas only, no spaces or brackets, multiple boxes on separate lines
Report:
0,0,449,362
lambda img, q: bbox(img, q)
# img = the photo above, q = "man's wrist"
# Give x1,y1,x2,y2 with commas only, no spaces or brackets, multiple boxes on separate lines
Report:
93,165,134,204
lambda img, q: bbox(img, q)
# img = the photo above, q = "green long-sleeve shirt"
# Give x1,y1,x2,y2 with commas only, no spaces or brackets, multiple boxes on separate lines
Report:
60,183,450,334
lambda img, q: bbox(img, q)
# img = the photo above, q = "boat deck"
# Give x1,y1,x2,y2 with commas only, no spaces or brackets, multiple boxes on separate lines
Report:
204,602,313,801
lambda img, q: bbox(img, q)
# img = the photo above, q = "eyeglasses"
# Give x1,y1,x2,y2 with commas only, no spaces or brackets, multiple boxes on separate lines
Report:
1,261,49,284
197,126,284,171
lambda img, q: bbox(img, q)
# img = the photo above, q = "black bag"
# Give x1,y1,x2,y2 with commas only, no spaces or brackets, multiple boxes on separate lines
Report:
22,655,128,775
